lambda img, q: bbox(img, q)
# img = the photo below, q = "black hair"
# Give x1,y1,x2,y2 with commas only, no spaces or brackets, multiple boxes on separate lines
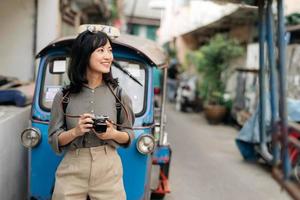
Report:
67,30,118,93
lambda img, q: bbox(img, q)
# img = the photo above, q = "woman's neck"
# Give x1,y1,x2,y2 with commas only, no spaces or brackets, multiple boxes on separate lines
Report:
86,69,103,89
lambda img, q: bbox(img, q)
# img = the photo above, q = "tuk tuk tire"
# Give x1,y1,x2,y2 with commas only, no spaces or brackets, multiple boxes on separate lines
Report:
150,193,165,200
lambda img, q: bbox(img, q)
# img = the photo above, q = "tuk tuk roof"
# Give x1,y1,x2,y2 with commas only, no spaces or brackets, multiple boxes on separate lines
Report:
37,34,168,68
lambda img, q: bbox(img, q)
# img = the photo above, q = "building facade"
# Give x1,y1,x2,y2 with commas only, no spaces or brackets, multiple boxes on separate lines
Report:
0,0,111,82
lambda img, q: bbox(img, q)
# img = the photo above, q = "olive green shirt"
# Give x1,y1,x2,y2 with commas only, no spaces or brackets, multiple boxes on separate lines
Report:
48,84,135,154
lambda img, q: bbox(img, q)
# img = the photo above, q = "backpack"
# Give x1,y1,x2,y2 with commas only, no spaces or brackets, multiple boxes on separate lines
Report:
61,86,122,130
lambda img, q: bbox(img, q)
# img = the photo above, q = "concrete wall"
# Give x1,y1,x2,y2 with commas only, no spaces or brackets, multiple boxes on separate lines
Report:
229,25,254,44
0,0,35,81
124,0,161,20
0,0,61,82
0,1,61,199
0,106,31,200
285,0,300,15
175,34,198,68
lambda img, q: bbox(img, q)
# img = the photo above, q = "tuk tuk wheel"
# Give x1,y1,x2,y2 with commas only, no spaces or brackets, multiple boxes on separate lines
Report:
150,193,165,200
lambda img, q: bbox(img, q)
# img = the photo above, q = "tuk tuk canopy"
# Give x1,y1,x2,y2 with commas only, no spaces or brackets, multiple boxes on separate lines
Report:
37,34,168,68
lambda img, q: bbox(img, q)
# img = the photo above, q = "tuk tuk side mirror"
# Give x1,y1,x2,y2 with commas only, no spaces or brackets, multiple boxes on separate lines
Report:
49,60,66,74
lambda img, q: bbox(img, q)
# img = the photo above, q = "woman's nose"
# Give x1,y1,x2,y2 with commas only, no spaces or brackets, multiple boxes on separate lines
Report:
104,51,113,59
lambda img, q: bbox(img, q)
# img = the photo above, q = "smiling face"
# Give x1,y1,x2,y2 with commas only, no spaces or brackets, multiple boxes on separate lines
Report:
88,41,113,74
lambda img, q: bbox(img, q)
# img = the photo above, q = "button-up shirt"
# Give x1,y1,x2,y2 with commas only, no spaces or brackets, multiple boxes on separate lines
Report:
48,84,135,154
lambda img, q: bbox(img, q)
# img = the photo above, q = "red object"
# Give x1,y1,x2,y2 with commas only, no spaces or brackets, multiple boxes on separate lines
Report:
113,19,122,30
288,130,300,166
152,169,170,194
152,156,169,164
154,87,160,95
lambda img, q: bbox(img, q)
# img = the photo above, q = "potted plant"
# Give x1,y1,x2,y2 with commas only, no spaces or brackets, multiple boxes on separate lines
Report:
190,34,244,124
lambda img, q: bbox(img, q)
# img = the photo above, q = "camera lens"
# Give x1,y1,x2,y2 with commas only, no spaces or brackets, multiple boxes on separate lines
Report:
93,118,107,133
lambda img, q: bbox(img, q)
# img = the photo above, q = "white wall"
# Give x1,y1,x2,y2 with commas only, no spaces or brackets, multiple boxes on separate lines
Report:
0,1,62,199
158,0,238,44
36,0,61,54
285,0,300,15
0,0,61,82
124,0,161,20
0,106,31,200
0,0,35,81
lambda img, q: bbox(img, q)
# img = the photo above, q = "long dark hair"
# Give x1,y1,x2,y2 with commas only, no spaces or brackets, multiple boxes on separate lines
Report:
67,30,118,93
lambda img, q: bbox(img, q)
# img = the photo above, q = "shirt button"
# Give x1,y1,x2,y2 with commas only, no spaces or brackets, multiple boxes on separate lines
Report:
90,101,94,104
91,110,94,113
91,90,94,93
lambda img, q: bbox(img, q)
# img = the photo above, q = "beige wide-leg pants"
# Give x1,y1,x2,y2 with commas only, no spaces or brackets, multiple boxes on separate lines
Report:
52,145,126,200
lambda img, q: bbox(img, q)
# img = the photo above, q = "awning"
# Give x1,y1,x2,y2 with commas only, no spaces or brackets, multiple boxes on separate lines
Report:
212,0,257,6
182,4,257,44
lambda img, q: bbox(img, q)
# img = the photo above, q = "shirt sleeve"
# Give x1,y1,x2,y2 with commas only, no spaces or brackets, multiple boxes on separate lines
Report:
48,90,66,154
118,90,135,148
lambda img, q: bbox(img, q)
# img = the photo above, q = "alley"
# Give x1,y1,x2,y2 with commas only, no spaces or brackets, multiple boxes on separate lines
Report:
164,103,291,200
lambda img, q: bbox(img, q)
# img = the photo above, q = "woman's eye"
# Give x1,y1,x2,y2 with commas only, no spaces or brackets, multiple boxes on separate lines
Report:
97,48,104,52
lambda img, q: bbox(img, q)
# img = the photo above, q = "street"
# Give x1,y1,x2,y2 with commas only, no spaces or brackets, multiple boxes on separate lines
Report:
164,103,291,200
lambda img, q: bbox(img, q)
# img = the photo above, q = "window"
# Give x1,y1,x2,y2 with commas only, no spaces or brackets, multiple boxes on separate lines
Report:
146,25,158,41
40,57,146,115
111,60,146,114
41,57,70,110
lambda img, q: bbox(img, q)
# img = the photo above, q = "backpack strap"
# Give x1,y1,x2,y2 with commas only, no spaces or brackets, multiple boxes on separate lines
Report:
116,86,122,131
61,87,70,129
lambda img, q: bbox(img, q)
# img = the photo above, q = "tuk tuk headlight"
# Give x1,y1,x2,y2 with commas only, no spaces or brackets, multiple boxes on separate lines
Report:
21,128,41,148
136,134,155,154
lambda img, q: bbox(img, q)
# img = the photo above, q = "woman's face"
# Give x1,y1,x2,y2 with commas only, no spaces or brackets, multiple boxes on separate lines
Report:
88,41,113,74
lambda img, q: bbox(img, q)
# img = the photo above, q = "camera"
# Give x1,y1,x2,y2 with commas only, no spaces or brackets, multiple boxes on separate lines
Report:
93,115,109,133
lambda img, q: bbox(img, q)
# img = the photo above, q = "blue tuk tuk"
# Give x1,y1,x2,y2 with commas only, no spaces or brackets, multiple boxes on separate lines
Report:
21,25,171,200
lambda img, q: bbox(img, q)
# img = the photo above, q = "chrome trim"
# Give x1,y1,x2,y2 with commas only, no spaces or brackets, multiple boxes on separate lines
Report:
21,127,41,148
136,134,155,155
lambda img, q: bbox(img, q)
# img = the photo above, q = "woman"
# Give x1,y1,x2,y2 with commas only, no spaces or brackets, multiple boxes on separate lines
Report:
48,29,135,200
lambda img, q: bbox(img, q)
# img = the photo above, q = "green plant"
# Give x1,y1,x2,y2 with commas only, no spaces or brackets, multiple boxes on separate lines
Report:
189,34,244,105
109,0,119,23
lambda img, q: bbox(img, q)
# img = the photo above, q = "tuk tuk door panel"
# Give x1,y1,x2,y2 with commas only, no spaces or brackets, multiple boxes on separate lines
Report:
30,122,62,199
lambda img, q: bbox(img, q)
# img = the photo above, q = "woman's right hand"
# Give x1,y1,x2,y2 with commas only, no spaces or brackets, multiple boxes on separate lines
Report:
74,113,94,137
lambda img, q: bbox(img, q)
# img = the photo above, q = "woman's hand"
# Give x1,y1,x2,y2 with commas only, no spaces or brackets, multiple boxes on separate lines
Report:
94,120,130,144
73,113,94,137
94,120,117,140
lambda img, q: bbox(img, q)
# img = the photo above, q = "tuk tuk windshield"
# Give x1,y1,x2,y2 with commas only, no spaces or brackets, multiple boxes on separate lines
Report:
41,57,146,115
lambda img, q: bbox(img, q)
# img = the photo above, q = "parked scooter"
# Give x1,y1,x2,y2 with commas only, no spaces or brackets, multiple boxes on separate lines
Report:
175,73,202,112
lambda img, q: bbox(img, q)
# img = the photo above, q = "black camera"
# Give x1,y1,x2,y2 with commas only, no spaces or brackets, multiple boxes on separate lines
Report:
93,115,109,133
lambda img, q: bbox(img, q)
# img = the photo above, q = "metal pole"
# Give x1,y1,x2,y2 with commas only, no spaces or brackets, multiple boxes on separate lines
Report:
32,0,38,81
258,0,267,151
159,66,168,146
277,0,291,179
266,0,279,165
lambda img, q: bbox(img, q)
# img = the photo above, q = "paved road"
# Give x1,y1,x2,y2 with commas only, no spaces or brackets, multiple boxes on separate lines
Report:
163,103,291,200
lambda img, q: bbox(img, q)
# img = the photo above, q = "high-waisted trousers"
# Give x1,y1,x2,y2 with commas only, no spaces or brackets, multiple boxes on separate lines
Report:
52,145,126,200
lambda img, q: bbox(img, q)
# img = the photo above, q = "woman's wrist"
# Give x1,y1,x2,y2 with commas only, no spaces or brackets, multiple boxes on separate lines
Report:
111,129,119,140
70,129,77,138
58,128,77,146
113,130,130,144
73,127,83,137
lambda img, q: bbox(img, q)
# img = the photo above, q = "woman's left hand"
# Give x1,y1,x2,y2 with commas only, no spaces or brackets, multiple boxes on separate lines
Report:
94,120,117,140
